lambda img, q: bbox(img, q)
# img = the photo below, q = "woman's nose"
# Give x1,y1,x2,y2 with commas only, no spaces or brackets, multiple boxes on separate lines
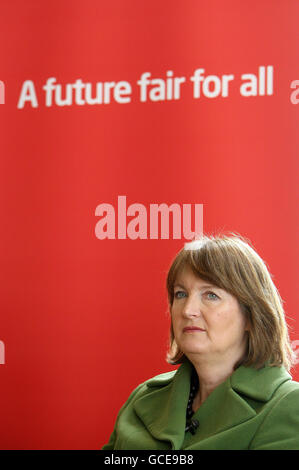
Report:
182,295,202,318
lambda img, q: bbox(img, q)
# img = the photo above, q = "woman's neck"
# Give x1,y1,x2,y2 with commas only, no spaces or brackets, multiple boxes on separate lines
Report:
189,355,240,410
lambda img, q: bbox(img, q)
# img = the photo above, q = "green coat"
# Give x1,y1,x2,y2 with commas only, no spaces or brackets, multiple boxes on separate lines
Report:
102,361,299,450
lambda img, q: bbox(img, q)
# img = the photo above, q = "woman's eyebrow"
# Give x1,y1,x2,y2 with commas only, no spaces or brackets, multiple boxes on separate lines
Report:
173,282,218,289
173,283,186,289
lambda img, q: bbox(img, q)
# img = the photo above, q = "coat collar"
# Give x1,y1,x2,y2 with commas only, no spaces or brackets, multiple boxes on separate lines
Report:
133,361,292,449
230,362,291,401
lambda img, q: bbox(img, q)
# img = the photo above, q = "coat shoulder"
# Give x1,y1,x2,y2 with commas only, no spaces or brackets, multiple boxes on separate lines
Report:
272,377,299,400
249,384,299,449
145,369,178,388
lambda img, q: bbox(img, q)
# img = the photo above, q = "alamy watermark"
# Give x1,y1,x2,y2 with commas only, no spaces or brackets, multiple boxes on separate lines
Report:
0,80,5,104
95,196,203,240
292,340,299,365
0,340,5,364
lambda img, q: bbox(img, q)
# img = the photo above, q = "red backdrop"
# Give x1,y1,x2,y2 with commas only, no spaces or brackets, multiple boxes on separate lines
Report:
0,0,298,449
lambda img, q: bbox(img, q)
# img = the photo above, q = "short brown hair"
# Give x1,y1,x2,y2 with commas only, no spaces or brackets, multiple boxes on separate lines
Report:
166,232,296,372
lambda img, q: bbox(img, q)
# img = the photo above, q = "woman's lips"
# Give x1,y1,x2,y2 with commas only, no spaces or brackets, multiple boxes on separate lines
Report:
183,326,205,332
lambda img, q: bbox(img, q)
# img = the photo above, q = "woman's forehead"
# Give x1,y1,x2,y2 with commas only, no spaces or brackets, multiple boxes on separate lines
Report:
175,268,216,287
174,264,228,291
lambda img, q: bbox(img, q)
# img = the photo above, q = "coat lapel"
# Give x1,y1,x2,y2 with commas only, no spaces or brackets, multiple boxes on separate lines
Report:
133,362,192,449
194,364,292,442
185,375,257,443
133,361,292,449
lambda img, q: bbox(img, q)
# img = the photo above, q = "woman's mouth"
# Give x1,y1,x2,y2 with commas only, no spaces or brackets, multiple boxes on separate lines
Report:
183,326,205,333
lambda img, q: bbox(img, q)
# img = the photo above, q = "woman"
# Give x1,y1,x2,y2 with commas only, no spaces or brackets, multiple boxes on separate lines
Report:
102,233,299,450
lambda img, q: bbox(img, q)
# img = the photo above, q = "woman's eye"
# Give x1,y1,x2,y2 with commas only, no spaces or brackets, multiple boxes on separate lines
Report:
174,291,186,299
205,291,219,300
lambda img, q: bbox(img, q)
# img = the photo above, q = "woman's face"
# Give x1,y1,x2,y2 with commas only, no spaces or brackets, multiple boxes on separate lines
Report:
171,266,249,364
